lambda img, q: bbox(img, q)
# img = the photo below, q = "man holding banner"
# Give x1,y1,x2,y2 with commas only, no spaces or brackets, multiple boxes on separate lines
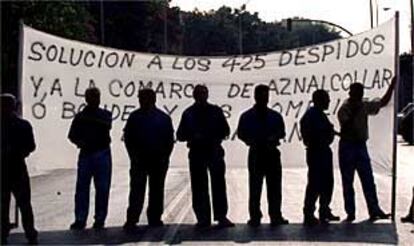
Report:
237,85,289,227
338,78,396,222
68,87,113,230
123,89,174,229
177,85,234,228
300,90,340,225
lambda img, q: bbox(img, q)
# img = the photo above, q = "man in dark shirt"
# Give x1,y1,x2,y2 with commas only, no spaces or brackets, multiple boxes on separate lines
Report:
68,87,112,230
177,85,234,228
300,90,340,225
237,84,288,227
123,89,174,230
1,94,38,244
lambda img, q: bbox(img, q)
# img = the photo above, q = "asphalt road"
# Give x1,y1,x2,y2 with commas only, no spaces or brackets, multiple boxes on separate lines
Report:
7,142,414,245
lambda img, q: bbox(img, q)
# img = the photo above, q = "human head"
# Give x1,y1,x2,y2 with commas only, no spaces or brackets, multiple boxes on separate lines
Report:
312,89,330,110
139,88,156,110
254,84,269,108
349,83,364,102
0,93,17,117
85,87,101,109
193,84,208,104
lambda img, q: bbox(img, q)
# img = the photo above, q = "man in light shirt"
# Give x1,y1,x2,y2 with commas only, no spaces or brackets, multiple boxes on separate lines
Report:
337,78,396,222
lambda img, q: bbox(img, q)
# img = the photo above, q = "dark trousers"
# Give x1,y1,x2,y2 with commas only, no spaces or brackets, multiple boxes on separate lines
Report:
74,148,112,224
248,147,282,221
126,159,168,224
408,187,414,217
339,140,382,216
188,146,228,223
1,163,37,242
303,147,334,217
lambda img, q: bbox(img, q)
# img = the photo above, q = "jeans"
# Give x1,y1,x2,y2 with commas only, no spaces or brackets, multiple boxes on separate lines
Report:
338,140,382,216
74,148,112,224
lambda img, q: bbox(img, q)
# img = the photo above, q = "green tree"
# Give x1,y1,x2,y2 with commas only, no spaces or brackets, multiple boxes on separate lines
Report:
1,1,96,94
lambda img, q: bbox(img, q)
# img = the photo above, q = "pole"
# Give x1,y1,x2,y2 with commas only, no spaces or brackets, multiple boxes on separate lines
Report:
163,1,168,53
410,0,414,54
100,0,105,45
375,0,379,26
13,19,25,229
239,12,243,54
17,20,24,115
370,0,374,29
391,11,400,221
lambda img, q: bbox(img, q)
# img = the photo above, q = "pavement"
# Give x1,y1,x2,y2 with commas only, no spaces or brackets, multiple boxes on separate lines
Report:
7,142,414,245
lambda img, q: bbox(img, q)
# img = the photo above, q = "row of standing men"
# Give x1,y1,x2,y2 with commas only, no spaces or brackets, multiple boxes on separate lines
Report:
0,79,396,244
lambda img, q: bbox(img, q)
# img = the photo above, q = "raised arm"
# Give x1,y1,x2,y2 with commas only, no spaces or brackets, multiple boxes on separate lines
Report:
379,77,397,107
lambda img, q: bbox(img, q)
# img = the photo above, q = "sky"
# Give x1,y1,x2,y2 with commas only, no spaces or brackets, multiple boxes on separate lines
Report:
171,0,412,54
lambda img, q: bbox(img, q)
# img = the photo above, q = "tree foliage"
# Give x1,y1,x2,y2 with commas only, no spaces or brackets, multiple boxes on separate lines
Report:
2,1,343,93
1,1,96,93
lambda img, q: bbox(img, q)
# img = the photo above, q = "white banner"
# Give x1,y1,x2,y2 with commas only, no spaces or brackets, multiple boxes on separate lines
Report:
21,18,396,175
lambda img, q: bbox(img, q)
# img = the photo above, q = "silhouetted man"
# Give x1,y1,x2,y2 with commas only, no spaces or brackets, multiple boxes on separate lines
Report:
177,85,234,228
237,84,288,227
300,90,340,225
401,187,414,224
68,87,112,230
338,78,396,222
1,94,38,244
123,89,174,230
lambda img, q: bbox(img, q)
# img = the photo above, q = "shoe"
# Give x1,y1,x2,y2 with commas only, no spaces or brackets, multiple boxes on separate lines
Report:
401,214,414,223
345,214,355,222
70,221,86,230
123,221,137,232
320,212,340,222
195,221,211,228
217,218,235,228
270,216,289,226
247,218,261,227
27,230,38,244
148,220,164,227
370,211,391,221
27,236,38,245
303,215,320,226
93,221,105,229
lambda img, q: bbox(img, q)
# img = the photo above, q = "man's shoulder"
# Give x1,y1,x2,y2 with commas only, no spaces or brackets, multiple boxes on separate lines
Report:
240,107,255,117
268,108,283,119
183,104,195,112
98,107,111,115
154,107,172,120
300,107,313,121
338,99,351,113
208,103,224,114
127,108,142,119
15,116,32,130
98,108,112,119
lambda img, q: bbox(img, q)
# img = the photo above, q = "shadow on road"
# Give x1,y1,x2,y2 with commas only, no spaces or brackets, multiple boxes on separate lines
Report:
8,222,398,245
